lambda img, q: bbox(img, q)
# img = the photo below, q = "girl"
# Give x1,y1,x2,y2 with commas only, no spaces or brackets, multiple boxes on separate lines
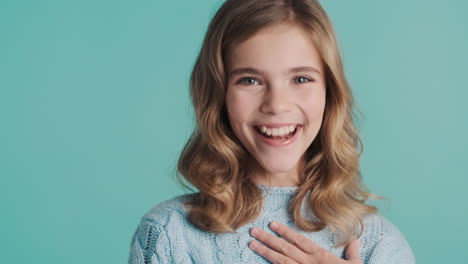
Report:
129,0,415,263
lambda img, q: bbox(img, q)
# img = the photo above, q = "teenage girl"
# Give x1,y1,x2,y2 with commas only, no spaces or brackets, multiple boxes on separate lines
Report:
129,0,416,263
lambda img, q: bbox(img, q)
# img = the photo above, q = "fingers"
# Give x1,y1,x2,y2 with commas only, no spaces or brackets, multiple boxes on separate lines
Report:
250,227,305,263
269,221,321,255
250,223,362,264
345,239,363,264
249,239,299,264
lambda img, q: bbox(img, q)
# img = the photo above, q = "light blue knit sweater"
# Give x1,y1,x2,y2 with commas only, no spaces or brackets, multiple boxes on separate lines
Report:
128,184,415,263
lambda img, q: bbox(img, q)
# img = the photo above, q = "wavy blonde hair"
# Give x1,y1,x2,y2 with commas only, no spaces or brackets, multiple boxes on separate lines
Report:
176,0,383,248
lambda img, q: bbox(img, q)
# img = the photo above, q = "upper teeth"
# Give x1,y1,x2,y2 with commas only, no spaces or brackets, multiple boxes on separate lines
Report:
259,125,296,136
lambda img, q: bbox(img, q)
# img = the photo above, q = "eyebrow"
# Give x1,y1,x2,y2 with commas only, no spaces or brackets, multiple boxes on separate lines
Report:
228,66,321,78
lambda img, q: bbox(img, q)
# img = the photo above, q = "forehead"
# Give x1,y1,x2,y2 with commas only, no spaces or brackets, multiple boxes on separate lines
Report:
225,22,323,74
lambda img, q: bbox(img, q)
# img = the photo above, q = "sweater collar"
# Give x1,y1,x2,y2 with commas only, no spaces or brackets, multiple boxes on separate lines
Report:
256,184,299,212
255,184,319,222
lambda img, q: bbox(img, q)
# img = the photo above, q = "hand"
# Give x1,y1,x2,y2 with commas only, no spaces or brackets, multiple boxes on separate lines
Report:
249,221,362,264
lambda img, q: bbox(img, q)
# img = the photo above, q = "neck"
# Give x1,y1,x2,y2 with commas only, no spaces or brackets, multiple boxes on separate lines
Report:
247,157,305,187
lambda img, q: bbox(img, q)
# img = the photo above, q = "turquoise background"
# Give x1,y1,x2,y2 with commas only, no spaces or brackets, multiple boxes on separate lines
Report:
1,0,467,263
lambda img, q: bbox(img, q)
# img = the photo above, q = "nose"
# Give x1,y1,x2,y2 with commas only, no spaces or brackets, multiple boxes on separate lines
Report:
260,83,292,114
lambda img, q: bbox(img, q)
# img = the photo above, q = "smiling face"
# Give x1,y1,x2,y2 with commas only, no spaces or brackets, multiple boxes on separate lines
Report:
225,22,327,187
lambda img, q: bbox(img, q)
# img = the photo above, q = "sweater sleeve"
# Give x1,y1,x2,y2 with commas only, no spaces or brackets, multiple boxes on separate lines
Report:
128,219,173,264
367,216,416,264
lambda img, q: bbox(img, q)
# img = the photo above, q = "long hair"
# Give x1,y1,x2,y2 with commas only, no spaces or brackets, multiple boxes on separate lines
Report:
176,0,382,248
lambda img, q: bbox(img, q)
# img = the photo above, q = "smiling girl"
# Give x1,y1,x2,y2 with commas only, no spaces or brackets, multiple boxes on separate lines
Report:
128,0,415,263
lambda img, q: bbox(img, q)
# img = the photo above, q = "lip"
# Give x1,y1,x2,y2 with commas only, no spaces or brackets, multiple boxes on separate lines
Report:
253,123,302,128
253,125,301,147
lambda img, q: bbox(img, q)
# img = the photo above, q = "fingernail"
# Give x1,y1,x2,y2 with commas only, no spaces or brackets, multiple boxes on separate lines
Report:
270,221,278,229
250,240,259,249
250,227,258,236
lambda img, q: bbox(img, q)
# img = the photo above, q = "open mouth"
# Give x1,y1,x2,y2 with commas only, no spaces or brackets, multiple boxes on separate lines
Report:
253,125,302,141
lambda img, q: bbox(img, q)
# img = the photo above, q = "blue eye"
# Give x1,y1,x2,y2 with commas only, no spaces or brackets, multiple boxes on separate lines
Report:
294,76,313,83
237,77,259,85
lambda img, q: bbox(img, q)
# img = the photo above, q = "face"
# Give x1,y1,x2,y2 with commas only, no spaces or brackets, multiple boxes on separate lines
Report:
225,22,326,187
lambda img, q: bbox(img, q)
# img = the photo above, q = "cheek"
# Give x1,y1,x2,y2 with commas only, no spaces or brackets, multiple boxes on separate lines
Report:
310,99,326,119
225,90,257,122
299,89,326,117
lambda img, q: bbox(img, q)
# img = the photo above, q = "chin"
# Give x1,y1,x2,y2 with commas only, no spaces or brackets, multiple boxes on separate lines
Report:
257,158,299,174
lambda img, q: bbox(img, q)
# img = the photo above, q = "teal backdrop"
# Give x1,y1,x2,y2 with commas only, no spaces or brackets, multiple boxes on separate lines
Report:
1,0,467,263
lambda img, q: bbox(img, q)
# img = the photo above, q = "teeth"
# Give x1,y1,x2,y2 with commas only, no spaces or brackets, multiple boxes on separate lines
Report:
259,125,297,136
272,129,278,136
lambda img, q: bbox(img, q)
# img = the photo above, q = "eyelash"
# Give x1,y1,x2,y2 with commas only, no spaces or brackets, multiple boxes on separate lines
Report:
236,76,314,85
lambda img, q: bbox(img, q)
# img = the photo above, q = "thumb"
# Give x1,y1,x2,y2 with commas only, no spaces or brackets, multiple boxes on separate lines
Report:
345,239,362,264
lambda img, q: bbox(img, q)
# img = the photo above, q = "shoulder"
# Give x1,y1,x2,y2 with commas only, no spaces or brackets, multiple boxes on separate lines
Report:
133,192,196,245
129,193,197,263
360,213,416,264
361,213,404,239
140,193,195,226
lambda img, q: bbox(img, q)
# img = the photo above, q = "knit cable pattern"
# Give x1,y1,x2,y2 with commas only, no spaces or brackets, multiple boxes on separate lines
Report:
128,185,415,264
